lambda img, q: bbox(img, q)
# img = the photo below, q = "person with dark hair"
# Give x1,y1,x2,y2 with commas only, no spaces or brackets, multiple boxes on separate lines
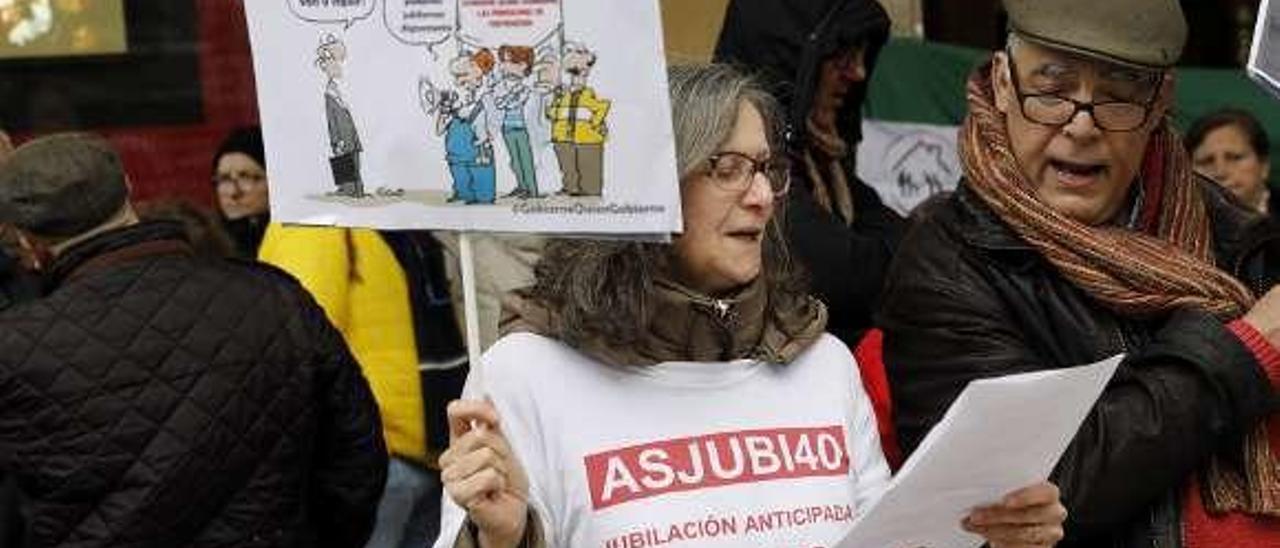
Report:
432,63,1066,548
211,125,271,257
0,133,387,547
136,199,237,258
713,0,906,347
879,0,1280,545
1186,108,1274,215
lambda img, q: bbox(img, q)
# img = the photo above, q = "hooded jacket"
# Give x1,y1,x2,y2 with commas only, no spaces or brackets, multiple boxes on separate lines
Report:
714,0,906,346
714,0,888,149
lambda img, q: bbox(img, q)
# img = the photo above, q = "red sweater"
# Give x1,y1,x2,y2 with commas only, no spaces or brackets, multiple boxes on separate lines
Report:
1181,322,1280,547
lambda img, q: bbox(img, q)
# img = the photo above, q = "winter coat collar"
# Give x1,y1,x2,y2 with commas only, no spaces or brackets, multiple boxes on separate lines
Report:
501,275,828,367
47,221,193,288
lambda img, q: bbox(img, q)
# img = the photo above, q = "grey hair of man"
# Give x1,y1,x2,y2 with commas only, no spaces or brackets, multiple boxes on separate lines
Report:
1002,31,1164,90
522,63,808,352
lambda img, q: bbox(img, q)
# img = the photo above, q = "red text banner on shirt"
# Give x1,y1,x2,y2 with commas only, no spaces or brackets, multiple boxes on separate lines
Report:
584,426,851,510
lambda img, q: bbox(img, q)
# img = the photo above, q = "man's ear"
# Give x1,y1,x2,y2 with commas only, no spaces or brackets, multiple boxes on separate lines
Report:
992,52,1014,114
1149,73,1176,128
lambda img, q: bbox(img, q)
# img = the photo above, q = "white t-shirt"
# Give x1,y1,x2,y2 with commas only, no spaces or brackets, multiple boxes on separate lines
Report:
436,332,891,548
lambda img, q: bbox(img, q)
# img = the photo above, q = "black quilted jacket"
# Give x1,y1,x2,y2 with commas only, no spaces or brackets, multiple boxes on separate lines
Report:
0,222,387,548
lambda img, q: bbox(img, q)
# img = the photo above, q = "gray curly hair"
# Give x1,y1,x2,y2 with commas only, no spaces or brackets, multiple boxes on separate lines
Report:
524,63,805,348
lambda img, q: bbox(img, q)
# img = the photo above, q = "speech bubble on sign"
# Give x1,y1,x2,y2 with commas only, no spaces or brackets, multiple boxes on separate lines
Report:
458,0,560,48
384,0,455,47
288,0,377,30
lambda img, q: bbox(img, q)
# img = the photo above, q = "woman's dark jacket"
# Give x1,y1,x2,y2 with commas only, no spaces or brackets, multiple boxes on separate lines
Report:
879,180,1280,547
714,0,906,345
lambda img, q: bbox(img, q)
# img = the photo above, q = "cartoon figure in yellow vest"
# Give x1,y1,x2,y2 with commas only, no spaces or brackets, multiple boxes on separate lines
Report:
546,41,610,197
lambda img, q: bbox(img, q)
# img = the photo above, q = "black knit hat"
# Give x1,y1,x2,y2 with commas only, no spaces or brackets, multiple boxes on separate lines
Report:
0,133,129,237
211,125,266,180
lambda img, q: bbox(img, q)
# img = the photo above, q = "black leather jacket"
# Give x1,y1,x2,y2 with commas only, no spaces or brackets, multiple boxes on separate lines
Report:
879,181,1280,547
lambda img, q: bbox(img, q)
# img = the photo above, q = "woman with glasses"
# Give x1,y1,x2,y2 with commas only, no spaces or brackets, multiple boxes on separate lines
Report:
880,0,1280,544
210,125,271,258
433,63,1066,548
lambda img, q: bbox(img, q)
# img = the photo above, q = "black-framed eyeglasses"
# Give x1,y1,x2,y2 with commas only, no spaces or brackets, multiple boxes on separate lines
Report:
703,151,791,197
1005,53,1159,132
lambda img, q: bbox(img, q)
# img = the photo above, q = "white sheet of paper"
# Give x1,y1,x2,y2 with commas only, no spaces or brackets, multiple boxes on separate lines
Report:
836,355,1123,548
1249,0,1280,101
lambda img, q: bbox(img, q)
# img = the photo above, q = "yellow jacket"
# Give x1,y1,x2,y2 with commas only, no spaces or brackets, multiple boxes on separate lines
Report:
547,86,610,144
258,224,427,464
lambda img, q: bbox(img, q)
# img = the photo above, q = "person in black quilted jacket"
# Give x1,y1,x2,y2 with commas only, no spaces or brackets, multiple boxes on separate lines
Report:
0,133,388,548
0,126,38,548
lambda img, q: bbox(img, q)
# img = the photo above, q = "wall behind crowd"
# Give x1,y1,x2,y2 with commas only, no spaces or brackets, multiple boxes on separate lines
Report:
2,0,1273,210
2,0,258,207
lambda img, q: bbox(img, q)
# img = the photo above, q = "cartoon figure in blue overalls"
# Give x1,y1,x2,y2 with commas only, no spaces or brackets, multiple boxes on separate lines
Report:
432,49,497,204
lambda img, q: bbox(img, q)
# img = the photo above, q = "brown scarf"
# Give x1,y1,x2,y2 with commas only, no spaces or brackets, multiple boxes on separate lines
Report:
500,276,828,367
805,117,856,226
959,61,1280,516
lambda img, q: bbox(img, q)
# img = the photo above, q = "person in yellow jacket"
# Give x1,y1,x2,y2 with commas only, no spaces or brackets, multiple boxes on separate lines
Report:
546,41,610,197
259,224,448,548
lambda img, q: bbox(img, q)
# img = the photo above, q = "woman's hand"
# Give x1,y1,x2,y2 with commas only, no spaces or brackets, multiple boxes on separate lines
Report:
441,399,530,548
962,481,1067,547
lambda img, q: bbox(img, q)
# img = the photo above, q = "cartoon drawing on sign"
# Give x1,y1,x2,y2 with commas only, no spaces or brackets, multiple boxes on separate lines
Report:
245,0,684,232
494,45,539,199
317,33,367,198
547,41,610,197
422,49,498,205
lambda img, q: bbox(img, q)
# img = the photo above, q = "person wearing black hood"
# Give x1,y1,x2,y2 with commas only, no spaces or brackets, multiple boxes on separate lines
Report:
714,0,906,346
211,125,271,258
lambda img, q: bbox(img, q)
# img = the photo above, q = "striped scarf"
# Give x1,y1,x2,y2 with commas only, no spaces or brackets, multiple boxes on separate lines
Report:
960,61,1279,516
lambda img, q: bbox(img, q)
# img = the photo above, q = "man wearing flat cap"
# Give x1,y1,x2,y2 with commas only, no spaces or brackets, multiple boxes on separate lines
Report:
880,0,1280,545
0,133,388,547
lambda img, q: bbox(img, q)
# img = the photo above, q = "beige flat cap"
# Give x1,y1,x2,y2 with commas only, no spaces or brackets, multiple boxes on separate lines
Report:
1004,0,1187,69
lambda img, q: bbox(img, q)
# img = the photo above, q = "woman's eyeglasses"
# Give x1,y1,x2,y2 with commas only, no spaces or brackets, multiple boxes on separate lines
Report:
703,151,791,197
